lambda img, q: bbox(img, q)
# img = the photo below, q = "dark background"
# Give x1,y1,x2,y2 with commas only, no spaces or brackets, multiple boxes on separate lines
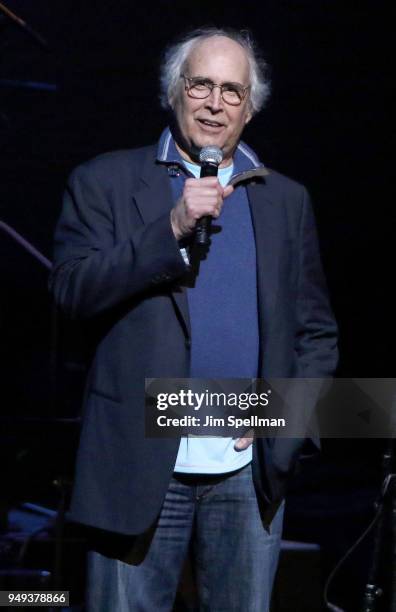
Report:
0,2,393,609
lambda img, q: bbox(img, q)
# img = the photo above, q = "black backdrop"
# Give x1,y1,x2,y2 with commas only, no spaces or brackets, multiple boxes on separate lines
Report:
0,2,393,607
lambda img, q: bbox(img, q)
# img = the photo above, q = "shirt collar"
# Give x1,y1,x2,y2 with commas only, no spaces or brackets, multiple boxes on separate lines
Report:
156,127,268,182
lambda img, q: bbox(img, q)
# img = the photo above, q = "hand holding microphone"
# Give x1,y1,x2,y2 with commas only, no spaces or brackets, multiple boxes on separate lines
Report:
170,146,234,242
195,146,223,246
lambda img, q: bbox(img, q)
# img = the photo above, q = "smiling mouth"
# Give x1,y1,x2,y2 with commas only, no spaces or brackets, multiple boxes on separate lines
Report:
197,119,224,128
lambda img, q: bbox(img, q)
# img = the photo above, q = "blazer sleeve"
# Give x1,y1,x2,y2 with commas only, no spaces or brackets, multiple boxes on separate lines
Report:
49,162,187,320
294,187,338,377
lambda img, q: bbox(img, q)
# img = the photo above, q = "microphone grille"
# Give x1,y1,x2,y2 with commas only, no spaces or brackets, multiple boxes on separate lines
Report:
199,146,223,166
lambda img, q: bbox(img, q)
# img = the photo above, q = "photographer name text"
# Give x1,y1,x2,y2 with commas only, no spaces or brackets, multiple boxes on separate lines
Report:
156,415,285,428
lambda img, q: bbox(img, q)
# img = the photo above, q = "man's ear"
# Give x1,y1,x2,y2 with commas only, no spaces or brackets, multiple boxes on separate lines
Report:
244,107,253,125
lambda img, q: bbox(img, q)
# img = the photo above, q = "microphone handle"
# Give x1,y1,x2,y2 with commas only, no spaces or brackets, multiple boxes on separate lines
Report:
195,162,219,246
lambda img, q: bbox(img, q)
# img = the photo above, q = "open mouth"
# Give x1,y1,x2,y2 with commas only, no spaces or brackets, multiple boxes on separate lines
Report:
197,119,224,129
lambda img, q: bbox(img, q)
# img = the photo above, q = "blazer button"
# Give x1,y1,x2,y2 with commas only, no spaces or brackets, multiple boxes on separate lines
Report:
185,338,191,349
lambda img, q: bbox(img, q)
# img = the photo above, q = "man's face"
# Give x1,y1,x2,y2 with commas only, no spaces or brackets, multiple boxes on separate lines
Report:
171,36,252,167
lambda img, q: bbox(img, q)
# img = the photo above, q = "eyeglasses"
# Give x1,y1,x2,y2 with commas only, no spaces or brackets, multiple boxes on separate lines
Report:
181,74,250,106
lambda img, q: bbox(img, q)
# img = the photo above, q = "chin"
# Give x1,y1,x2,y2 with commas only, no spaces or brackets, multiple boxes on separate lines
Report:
193,137,226,152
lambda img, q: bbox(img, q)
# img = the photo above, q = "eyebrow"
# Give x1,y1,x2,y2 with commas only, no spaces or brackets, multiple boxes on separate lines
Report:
191,75,245,88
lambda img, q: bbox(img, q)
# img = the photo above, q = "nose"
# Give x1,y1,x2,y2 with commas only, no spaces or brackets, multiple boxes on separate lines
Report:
206,84,223,110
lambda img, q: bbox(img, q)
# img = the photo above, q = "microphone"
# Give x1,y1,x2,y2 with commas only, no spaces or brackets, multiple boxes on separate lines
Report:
195,145,223,246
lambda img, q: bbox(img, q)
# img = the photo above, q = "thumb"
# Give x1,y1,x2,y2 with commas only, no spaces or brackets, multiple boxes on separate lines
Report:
234,429,254,451
223,184,234,199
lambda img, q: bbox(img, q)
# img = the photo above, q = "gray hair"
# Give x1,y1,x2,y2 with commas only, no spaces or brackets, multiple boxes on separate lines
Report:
159,27,270,115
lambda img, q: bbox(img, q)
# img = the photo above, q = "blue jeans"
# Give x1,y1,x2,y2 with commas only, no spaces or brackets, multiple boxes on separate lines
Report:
87,463,284,611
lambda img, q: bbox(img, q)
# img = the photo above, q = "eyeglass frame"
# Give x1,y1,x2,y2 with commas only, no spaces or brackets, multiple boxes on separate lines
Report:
181,74,250,106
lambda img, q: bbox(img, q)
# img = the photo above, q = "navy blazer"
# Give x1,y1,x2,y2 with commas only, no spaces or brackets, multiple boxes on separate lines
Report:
50,144,338,535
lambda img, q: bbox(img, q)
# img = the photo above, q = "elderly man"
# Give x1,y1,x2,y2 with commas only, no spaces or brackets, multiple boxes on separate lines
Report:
50,27,337,611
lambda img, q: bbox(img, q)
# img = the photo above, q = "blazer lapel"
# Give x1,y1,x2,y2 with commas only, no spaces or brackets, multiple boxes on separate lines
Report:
133,156,173,224
132,156,191,337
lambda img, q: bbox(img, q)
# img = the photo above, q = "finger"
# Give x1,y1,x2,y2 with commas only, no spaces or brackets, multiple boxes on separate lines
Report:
186,177,224,195
234,436,254,450
184,188,223,202
234,428,254,451
185,196,224,217
185,177,220,189
196,176,222,187
234,436,254,451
